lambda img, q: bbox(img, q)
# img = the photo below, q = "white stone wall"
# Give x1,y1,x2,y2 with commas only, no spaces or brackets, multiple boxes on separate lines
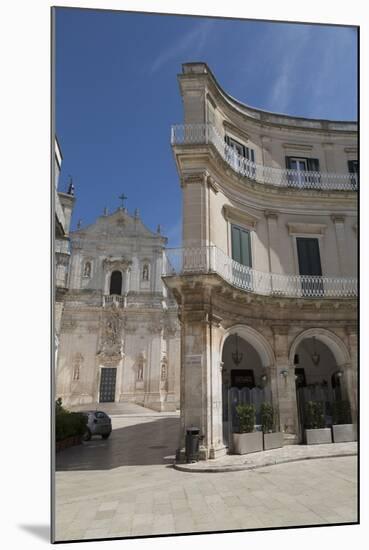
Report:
56,208,180,411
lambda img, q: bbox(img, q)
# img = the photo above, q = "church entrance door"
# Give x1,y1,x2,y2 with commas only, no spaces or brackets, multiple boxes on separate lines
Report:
99,368,117,402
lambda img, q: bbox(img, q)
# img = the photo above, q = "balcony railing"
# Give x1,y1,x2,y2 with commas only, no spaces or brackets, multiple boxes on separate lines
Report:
103,294,126,307
171,124,358,191
163,246,357,299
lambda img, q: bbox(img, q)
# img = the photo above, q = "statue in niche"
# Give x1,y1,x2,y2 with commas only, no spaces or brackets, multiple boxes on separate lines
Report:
72,352,83,380
142,263,149,281
83,261,91,278
137,353,145,380
160,362,167,381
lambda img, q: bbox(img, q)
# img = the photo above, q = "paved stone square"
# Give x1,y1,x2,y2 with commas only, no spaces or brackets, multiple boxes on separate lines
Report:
55,414,358,542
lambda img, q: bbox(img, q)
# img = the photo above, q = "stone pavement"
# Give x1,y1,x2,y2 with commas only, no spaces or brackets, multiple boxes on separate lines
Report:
54,414,358,542
175,442,357,472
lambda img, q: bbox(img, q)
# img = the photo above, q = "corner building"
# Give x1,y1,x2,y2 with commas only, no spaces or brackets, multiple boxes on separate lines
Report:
164,63,358,459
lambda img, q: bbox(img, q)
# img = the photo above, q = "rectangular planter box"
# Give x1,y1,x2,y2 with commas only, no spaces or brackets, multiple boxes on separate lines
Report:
263,432,284,450
332,424,357,443
305,428,332,445
232,431,263,455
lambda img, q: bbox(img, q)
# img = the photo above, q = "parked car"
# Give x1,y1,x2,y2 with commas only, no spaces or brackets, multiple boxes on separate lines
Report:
79,411,112,441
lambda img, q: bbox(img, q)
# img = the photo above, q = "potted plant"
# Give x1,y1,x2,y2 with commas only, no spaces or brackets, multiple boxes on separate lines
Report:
232,403,263,454
304,400,332,444
261,402,283,450
331,400,356,442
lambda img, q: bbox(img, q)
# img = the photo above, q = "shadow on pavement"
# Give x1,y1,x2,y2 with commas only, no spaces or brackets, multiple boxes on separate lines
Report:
18,524,50,542
55,416,179,472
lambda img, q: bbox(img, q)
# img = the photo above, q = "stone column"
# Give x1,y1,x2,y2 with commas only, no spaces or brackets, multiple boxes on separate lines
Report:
345,326,358,423
272,326,299,444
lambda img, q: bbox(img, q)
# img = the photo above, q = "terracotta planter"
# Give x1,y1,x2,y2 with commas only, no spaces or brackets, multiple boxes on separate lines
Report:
305,428,332,445
332,424,357,443
263,432,284,450
232,431,263,455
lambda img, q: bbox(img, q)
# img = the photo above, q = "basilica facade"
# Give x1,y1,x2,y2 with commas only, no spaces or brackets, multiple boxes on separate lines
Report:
55,206,180,412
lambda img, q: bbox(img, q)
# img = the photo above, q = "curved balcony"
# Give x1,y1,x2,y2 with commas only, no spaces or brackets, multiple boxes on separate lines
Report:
163,246,357,299
171,124,358,192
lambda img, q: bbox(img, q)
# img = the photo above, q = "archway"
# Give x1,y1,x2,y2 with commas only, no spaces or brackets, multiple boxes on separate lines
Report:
220,326,275,447
289,329,352,437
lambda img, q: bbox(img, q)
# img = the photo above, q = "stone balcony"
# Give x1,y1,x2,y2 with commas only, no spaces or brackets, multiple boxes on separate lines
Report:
171,124,358,192
163,246,357,299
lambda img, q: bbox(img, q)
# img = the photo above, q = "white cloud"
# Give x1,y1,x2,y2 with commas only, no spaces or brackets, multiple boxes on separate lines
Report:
267,25,312,114
149,19,214,75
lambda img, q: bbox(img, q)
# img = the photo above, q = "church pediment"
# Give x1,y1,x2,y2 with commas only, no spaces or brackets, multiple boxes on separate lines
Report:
72,208,161,241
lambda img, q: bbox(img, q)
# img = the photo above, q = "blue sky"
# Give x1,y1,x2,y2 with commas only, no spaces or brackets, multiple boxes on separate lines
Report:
55,9,357,247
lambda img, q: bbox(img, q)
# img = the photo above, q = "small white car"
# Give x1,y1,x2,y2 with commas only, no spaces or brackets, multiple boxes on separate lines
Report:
80,411,112,441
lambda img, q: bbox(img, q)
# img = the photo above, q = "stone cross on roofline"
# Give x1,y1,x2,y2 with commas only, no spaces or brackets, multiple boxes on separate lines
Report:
118,193,128,209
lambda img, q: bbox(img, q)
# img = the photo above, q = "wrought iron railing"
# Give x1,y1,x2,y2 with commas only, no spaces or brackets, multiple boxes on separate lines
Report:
163,246,357,299
171,124,358,191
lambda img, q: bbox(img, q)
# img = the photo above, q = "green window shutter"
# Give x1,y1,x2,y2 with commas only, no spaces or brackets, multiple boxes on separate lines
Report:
285,156,292,169
232,225,252,267
240,229,252,267
297,238,322,276
348,160,358,173
250,149,255,162
225,135,230,145
231,226,241,263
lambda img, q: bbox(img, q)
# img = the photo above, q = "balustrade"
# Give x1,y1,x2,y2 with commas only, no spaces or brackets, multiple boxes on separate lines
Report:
171,124,357,191
163,246,357,299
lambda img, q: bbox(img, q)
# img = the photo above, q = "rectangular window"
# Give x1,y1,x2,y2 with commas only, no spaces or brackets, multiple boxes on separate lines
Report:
225,135,256,178
286,156,321,188
348,160,358,189
231,225,252,291
296,237,323,296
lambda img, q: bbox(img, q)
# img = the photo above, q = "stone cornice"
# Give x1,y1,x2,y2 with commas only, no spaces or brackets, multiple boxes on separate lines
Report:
287,222,327,236
222,204,260,229
179,63,357,136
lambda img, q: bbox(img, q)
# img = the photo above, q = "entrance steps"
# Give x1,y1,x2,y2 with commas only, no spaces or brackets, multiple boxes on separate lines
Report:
68,401,179,417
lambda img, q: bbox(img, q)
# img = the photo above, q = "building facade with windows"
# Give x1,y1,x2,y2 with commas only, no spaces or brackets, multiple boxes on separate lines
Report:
56,206,180,411
164,63,358,459
55,137,75,362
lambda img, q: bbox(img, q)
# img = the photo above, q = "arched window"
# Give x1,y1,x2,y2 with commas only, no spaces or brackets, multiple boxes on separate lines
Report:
109,270,122,295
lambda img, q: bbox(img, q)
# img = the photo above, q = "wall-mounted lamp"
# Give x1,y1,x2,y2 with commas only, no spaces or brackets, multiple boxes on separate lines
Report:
280,369,289,378
232,333,243,366
260,374,267,383
311,337,320,366
336,370,343,378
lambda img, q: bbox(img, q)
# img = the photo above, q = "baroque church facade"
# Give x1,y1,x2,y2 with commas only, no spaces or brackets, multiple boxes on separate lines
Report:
56,204,180,412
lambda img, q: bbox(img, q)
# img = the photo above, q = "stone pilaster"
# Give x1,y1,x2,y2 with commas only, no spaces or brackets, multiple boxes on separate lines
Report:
272,325,299,444
265,211,281,274
177,301,226,461
331,214,348,276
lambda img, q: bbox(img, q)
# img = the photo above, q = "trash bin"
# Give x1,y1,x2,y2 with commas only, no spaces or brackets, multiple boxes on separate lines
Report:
185,427,200,463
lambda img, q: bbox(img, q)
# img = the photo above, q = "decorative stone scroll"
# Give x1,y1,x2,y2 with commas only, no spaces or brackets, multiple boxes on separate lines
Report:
102,257,132,271
97,307,123,365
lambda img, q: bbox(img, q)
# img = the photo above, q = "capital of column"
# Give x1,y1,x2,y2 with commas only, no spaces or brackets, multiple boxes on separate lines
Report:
264,210,279,220
331,214,346,224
